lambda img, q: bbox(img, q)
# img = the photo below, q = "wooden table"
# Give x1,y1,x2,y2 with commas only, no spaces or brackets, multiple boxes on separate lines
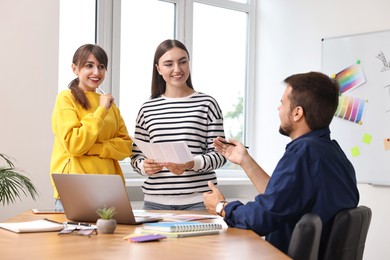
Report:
0,210,291,259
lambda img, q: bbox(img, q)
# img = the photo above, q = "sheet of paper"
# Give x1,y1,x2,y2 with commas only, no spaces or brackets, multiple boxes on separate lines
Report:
131,136,193,164
0,219,64,233
133,210,175,219
163,214,222,221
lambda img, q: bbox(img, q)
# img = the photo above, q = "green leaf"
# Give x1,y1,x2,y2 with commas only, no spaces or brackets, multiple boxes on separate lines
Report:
96,205,117,219
0,154,39,206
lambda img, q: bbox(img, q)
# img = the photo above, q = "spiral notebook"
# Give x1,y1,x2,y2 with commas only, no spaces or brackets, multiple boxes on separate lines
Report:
142,221,223,232
141,221,223,237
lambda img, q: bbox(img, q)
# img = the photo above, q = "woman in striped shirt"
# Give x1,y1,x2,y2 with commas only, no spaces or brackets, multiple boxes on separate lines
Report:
130,39,227,210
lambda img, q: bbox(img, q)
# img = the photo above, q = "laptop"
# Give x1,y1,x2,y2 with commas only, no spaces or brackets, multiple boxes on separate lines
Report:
52,173,162,225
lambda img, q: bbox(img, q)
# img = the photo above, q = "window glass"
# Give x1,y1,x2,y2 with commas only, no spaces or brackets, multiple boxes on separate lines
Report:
119,1,175,133
102,0,253,176
192,3,247,169
228,0,248,3
58,0,96,91
59,0,253,176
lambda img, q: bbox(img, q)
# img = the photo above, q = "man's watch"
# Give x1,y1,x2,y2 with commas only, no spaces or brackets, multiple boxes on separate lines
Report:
215,201,228,216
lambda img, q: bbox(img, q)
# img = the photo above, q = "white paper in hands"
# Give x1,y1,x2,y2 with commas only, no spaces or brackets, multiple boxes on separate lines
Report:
131,136,193,164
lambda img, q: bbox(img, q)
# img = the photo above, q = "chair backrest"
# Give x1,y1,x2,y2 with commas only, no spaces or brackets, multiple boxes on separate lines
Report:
288,213,322,260
322,205,372,260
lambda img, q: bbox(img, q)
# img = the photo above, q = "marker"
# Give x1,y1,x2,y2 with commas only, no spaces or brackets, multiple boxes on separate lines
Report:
221,141,249,149
43,218,63,225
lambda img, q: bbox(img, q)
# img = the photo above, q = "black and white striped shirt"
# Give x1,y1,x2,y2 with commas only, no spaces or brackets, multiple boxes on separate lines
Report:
130,92,227,205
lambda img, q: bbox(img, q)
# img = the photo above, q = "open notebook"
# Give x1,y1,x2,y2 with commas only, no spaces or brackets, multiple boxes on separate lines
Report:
52,173,162,225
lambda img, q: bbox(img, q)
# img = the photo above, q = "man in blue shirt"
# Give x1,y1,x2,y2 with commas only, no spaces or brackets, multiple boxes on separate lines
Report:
203,71,359,257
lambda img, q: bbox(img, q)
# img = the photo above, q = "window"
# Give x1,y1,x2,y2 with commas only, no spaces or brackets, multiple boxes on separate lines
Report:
58,0,96,91
119,1,175,133
192,2,249,170
113,0,256,177
60,0,256,178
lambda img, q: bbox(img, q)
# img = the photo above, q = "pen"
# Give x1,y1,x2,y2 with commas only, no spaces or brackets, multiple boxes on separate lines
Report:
221,141,249,149
97,87,106,94
44,218,63,225
66,222,92,227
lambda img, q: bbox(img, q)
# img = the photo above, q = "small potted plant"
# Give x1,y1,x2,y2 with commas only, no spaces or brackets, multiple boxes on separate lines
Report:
96,205,117,234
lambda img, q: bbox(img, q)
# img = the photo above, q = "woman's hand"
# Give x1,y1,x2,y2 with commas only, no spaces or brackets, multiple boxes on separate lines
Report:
163,160,194,175
143,159,164,175
100,94,114,110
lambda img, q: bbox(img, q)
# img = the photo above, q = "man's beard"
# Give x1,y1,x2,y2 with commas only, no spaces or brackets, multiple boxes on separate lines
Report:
279,124,292,137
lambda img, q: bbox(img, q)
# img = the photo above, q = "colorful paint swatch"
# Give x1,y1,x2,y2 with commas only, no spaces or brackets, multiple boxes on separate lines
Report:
334,94,366,124
351,146,360,157
335,63,366,93
384,138,390,150
362,133,372,144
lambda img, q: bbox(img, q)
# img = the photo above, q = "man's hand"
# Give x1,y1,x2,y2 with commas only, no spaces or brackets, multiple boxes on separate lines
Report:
213,137,248,166
203,181,226,215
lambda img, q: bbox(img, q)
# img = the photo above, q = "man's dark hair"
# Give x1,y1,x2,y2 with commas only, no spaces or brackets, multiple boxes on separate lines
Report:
284,71,340,130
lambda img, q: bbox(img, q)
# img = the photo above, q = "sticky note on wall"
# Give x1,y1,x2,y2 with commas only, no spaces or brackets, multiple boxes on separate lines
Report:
351,146,361,157
384,138,390,150
362,133,372,144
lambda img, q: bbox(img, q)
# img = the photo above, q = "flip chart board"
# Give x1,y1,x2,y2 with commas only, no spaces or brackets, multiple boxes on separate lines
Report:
322,30,390,185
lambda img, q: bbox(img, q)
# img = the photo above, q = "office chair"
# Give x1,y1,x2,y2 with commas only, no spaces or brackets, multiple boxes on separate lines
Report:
288,213,322,260
322,205,372,260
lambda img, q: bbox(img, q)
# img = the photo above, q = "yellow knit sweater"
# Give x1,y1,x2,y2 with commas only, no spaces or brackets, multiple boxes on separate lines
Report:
50,90,132,198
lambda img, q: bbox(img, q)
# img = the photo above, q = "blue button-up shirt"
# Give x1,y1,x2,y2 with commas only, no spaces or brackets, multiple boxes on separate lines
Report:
224,127,359,255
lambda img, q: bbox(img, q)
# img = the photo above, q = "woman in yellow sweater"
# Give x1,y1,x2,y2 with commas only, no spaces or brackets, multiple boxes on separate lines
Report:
50,44,132,211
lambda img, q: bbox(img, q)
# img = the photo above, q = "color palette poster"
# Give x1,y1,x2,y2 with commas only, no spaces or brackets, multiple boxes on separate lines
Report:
334,94,366,124
335,63,366,93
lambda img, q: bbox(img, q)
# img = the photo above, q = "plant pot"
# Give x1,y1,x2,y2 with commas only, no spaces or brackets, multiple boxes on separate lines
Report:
96,219,117,234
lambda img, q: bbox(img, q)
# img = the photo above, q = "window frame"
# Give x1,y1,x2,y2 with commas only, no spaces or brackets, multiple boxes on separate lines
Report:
95,0,257,180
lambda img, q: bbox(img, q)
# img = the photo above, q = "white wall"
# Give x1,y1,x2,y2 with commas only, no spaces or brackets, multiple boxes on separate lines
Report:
1,0,389,258
256,0,390,259
0,0,59,219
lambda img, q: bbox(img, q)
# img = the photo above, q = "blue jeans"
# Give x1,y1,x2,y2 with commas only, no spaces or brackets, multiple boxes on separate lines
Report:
143,201,206,211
